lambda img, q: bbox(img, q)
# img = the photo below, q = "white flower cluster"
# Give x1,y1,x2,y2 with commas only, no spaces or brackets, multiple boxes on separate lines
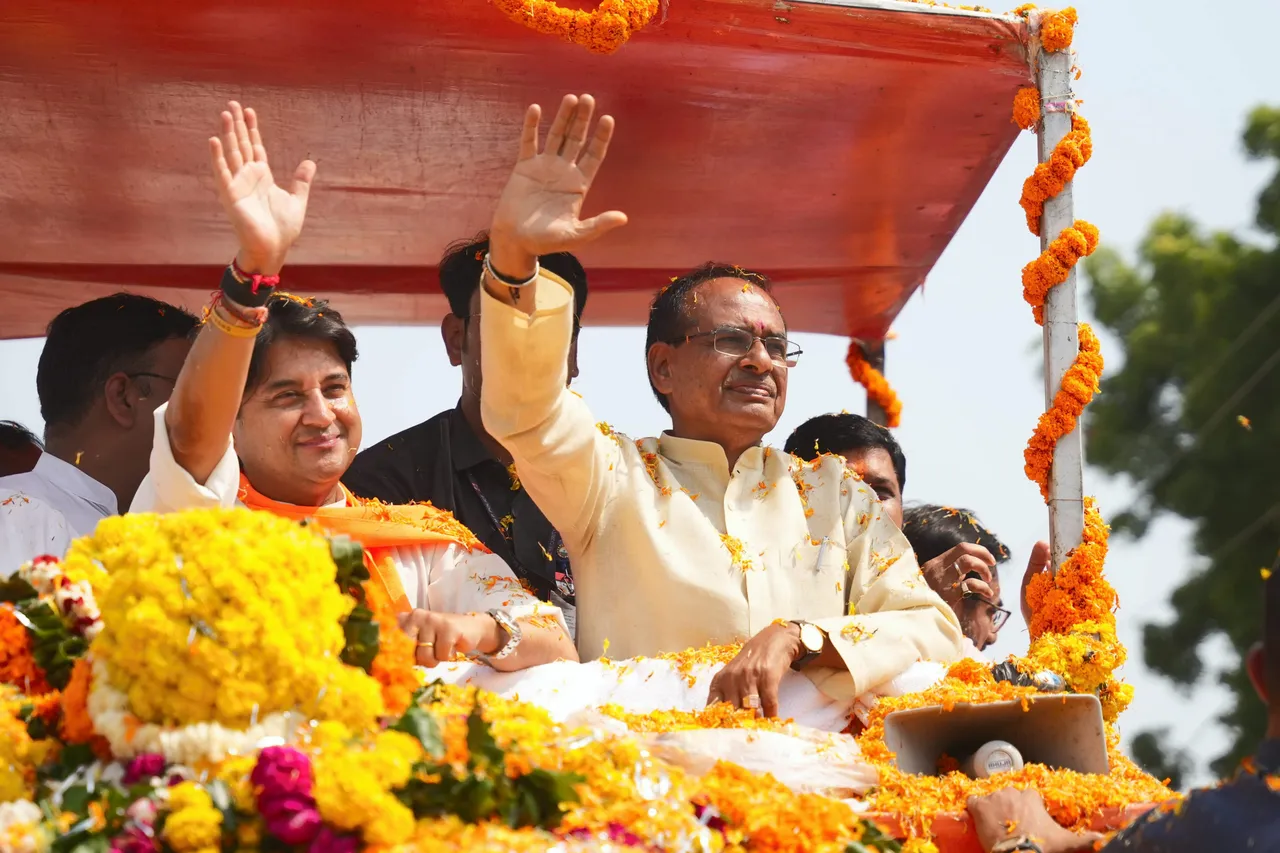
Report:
86,659,298,765
18,556,103,642
0,800,50,853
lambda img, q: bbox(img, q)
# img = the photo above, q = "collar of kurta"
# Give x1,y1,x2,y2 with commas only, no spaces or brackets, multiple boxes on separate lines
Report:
657,432,768,478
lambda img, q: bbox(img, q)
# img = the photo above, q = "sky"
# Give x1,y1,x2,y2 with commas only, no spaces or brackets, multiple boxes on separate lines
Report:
1,0,1276,784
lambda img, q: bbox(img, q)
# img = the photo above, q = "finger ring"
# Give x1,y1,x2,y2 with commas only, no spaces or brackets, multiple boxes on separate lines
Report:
743,694,761,710
417,642,435,648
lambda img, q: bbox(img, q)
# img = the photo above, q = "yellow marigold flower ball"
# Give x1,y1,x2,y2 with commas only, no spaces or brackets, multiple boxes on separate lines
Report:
163,782,224,853
313,744,416,846
0,689,54,802
61,508,383,729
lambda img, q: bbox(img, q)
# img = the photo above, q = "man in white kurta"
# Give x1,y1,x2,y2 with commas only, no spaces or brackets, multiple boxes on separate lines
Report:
477,94,964,709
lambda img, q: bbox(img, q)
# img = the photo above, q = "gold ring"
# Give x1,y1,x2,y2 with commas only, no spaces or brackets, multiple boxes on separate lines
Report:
417,642,435,648
743,694,761,710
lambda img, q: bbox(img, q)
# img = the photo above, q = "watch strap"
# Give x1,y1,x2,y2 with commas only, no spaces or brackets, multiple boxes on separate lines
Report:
485,609,522,661
789,620,824,671
991,837,1044,853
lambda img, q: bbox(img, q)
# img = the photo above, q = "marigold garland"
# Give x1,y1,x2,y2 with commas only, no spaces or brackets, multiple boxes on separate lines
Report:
846,342,903,428
0,604,52,697
1021,220,1100,325
1012,86,1041,130
491,0,661,55
1019,114,1093,236
1039,6,1079,52
1023,323,1103,499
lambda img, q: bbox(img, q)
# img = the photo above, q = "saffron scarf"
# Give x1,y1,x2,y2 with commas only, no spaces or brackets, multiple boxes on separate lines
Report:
236,474,487,614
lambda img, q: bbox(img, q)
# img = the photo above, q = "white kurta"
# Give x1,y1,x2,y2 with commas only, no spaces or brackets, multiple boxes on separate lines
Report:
131,404,566,628
480,270,964,700
0,452,117,576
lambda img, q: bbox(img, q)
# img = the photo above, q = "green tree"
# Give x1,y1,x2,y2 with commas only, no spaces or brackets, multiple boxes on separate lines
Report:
1083,105,1280,779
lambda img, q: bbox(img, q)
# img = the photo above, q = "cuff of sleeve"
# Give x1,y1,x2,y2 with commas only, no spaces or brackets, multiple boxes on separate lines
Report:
145,403,241,511
506,600,571,640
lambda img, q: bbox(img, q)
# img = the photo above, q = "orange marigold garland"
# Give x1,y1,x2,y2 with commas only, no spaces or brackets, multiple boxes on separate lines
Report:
365,579,418,719
491,0,661,54
1023,322,1103,500
846,342,903,428
1012,86,1041,130
1039,6,1079,53
1022,220,1100,325
0,604,52,697
1019,114,1093,236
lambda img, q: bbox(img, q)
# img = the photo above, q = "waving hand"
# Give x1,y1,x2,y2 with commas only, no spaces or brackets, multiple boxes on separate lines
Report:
208,101,316,275
489,94,627,277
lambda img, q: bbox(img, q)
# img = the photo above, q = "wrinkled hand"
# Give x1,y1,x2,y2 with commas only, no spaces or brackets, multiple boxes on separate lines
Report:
706,622,800,718
398,610,503,667
488,94,627,276
920,542,997,608
208,101,316,275
967,788,1102,853
1019,539,1052,625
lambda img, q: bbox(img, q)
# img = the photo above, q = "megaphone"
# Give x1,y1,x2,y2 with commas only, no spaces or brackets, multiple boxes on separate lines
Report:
882,693,1109,777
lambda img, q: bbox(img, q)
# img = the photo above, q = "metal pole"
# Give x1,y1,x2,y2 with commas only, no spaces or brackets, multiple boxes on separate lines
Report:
1035,41,1085,572
863,339,888,427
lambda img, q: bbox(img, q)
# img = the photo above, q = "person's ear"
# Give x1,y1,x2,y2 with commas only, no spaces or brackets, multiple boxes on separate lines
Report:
441,314,466,367
1245,642,1269,706
102,373,138,429
648,342,676,399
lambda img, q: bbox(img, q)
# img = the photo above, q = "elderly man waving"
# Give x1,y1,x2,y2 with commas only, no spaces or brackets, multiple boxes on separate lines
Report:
479,94,965,716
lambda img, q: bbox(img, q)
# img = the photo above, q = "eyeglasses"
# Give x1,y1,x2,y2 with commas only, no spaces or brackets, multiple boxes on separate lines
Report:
963,591,1011,632
678,327,802,368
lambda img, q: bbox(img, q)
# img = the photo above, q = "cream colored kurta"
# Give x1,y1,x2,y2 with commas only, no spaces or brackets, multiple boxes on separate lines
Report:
480,271,963,699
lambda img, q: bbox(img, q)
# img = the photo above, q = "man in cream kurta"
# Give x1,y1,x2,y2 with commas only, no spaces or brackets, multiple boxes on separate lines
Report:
480,267,962,702
479,93,963,712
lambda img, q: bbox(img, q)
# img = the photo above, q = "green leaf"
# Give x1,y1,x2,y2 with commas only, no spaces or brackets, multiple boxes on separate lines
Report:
465,704,504,770
511,768,584,829
339,604,380,672
0,575,39,604
329,535,370,602
390,705,445,760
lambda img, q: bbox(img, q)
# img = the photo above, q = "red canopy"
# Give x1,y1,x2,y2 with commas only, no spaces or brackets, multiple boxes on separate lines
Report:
0,0,1030,340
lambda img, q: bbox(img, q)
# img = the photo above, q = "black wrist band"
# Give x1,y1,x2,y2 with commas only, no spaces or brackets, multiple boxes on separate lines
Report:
220,265,276,308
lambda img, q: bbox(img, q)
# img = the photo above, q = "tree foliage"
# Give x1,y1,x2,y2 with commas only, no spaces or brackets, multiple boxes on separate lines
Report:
1083,105,1280,778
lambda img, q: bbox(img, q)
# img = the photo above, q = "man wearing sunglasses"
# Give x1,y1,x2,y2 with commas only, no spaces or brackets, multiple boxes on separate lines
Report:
475,93,963,718
0,294,197,574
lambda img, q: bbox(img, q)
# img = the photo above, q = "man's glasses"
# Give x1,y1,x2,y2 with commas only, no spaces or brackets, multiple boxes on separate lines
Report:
679,328,802,368
127,372,178,384
963,591,1011,632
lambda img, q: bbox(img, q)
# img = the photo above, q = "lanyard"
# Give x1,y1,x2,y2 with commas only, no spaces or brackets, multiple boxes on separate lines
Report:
465,471,573,589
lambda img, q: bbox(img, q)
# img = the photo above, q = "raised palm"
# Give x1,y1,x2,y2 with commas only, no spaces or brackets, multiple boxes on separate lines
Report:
208,101,315,275
492,94,627,258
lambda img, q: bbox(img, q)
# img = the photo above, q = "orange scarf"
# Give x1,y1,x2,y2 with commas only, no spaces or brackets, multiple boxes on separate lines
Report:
236,475,487,614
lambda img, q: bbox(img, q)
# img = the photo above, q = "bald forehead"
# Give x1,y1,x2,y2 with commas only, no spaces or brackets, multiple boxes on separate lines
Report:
684,277,786,335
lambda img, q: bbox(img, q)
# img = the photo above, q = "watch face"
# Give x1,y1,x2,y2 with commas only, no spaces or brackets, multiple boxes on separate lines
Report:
799,622,824,653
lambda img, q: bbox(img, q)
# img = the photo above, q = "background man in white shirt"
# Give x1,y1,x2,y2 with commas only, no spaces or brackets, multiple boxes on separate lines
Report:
0,294,197,574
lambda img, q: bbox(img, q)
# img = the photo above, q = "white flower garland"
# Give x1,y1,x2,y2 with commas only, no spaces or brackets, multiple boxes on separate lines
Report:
87,659,298,765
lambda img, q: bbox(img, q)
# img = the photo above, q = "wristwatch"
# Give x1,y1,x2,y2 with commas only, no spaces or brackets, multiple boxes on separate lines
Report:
991,838,1044,853
789,621,826,671
485,609,523,661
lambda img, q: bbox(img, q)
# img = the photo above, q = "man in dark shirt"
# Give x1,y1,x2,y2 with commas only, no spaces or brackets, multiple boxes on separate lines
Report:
343,235,588,636
965,567,1280,853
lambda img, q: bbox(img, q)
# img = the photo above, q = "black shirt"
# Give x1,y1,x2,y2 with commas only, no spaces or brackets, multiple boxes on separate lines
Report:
1100,738,1279,852
343,405,575,634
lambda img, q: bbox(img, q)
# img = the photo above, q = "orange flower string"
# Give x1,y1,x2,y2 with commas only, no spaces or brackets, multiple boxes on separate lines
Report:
365,580,418,718
846,342,902,428
0,604,52,696
490,0,661,54
1023,323,1103,499
1019,115,1093,236
1012,86,1041,130
1021,220,1100,325
1039,7,1079,53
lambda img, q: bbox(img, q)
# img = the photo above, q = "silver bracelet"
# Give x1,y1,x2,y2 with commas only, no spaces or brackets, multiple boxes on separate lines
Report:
482,252,539,303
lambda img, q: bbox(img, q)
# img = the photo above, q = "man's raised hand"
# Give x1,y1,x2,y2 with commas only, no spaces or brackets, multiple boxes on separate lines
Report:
488,94,627,278
208,101,316,276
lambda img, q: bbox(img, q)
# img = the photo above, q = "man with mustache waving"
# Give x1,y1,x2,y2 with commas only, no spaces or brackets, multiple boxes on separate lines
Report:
130,101,577,673
478,93,963,716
